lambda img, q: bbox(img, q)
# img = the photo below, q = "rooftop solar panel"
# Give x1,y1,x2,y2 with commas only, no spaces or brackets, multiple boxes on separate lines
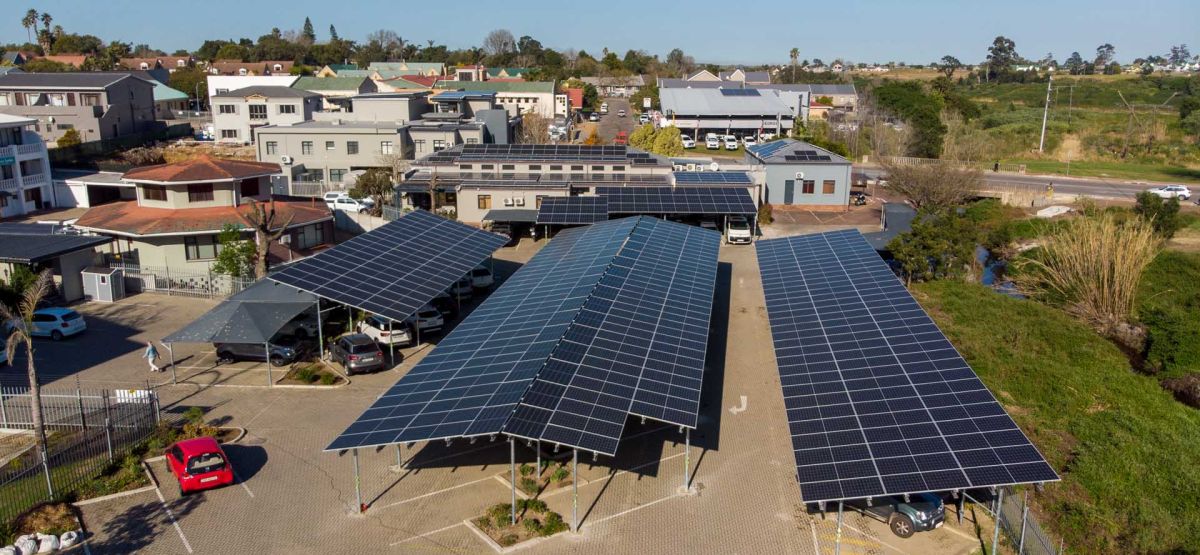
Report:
673,171,753,185
597,186,756,215
535,196,609,225
756,230,1059,504
748,141,791,159
270,210,507,324
720,88,761,96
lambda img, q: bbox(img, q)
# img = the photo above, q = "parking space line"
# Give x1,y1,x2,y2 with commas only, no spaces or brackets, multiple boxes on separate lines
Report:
388,522,465,546
542,451,686,498
589,492,679,526
839,522,906,554
152,486,194,553
230,466,255,498
376,475,499,510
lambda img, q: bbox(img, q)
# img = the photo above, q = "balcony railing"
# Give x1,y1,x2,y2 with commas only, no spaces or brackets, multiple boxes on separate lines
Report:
15,143,43,156
21,172,47,187
0,177,17,193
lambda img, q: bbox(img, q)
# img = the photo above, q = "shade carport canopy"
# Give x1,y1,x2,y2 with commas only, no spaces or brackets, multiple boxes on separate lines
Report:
162,280,317,344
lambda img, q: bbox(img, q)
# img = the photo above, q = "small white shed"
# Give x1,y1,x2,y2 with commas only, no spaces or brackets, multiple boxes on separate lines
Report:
81,267,124,303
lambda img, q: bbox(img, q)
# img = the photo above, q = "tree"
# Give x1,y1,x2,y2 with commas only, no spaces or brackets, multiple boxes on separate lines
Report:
377,151,410,183
1065,51,1085,75
1180,96,1200,121
2,269,54,468
302,17,316,43
1168,44,1191,66
22,9,38,44
879,161,980,211
239,200,293,278
350,169,393,216
985,35,1019,79
1094,43,1115,67
651,126,683,156
1134,192,1182,238
329,25,339,42
56,128,81,147
888,212,976,285
790,48,799,82
938,55,962,78
1181,111,1200,143
519,112,550,144
482,29,516,56
582,129,601,145
629,81,659,111
211,224,255,278
629,124,657,150
214,43,248,61
169,67,209,109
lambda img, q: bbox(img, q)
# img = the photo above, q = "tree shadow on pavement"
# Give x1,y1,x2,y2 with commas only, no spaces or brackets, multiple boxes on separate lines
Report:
88,494,203,554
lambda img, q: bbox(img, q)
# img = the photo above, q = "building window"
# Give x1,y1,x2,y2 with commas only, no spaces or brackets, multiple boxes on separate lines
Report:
802,180,815,194
330,169,347,183
184,235,220,260
188,184,214,202
380,141,393,155
249,105,267,120
0,94,9,106
591,165,604,171
56,124,73,130
0,195,6,208
501,164,515,171
346,141,359,155
612,165,625,173
325,141,335,151
220,129,238,139
822,180,836,194
143,185,167,201
24,189,37,202
477,195,491,209
279,104,296,114
265,141,277,155
295,223,325,249
465,138,478,144
529,165,542,171
301,141,313,155
218,104,237,114
432,140,447,152
413,139,426,151
480,164,494,170
550,165,562,171
571,165,584,171
460,164,473,170
80,93,100,106
241,179,260,197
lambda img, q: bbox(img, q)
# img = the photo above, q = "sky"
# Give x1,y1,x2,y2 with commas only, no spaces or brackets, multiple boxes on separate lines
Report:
3,0,1195,66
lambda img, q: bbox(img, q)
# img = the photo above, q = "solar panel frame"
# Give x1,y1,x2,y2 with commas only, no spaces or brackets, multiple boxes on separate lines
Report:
597,186,756,215
756,230,1059,504
535,196,610,225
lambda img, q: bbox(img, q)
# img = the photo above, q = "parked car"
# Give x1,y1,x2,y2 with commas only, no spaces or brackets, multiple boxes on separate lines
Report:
214,341,298,366
638,113,650,124
613,131,629,146
699,218,719,232
681,136,696,149
587,112,600,122
277,311,319,339
30,308,86,341
727,216,752,244
1147,185,1191,200
854,493,945,538
600,102,609,114
758,132,776,141
470,266,494,289
705,133,721,149
447,276,473,299
724,135,739,150
165,437,233,495
742,135,757,147
617,109,626,117
324,192,375,213
430,292,459,319
357,314,413,348
330,333,385,374
405,304,445,334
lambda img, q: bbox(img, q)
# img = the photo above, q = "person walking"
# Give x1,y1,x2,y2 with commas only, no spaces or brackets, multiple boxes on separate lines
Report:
143,341,161,372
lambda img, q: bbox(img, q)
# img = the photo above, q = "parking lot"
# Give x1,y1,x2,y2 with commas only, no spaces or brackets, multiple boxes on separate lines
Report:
25,237,989,554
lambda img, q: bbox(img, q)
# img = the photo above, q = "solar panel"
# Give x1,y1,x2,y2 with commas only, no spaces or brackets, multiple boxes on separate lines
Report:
597,186,756,215
720,88,761,96
748,141,791,159
673,171,754,185
756,230,1059,504
458,144,630,162
270,210,507,324
536,196,609,225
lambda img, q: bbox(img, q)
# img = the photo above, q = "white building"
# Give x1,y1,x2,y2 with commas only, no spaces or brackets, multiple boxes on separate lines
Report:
206,75,299,107
0,114,53,218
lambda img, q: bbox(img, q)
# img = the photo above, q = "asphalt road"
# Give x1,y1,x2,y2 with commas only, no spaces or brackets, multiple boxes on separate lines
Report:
854,166,1181,200
595,98,635,143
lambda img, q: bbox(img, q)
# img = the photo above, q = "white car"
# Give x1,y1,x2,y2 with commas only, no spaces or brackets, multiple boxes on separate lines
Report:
758,132,776,141
638,113,650,124
588,112,600,122
727,216,752,245
705,134,721,149
470,266,494,289
742,136,757,147
617,109,627,117
681,136,696,149
324,192,375,213
404,305,444,334
447,276,473,299
724,135,739,150
30,308,86,340
1147,185,1191,200
358,314,413,347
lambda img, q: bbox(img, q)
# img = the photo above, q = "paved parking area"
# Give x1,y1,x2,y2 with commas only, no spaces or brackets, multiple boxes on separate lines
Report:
59,240,987,554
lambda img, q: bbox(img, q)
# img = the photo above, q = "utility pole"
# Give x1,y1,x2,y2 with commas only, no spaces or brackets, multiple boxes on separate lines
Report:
1038,74,1053,153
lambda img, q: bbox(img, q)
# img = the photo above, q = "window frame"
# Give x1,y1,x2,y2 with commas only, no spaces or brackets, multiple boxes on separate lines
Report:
143,185,167,201
822,180,836,195
187,183,215,203
802,180,815,194
477,195,492,209
346,141,359,155
184,234,221,261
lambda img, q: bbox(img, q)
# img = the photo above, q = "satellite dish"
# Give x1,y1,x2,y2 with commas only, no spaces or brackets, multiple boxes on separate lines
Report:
710,162,720,172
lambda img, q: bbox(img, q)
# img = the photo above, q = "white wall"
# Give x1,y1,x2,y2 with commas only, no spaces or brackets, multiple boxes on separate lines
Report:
206,76,299,103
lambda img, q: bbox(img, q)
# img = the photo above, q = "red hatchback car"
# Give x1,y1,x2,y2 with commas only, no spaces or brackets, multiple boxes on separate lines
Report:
165,437,234,495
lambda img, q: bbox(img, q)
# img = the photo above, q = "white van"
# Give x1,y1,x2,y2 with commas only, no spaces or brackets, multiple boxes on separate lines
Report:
727,216,752,244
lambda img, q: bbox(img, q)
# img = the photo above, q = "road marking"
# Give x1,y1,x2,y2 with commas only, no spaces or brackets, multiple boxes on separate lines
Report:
589,492,679,526
376,475,498,510
388,522,465,546
839,522,907,554
229,466,254,498
729,395,748,414
808,520,820,554
820,534,880,548
153,486,193,553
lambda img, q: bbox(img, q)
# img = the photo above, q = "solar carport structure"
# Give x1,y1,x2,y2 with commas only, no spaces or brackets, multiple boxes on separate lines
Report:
756,229,1057,547
329,216,721,529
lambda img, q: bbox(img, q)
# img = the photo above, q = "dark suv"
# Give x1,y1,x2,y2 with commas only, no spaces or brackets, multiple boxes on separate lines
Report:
214,341,298,366
330,333,385,375
854,493,945,538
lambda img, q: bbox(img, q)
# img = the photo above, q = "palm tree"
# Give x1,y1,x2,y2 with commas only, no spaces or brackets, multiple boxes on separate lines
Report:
790,48,799,82
22,9,38,44
2,269,53,460
39,12,52,33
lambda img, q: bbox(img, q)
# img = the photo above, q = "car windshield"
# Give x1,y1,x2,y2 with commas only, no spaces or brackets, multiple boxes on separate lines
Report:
729,220,749,230
186,452,226,474
62,311,82,321
366,316,389,329
349,343,377,354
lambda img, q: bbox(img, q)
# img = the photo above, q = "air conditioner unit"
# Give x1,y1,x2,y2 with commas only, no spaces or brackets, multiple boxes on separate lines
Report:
795,171,805,180
673,164,685,171
686,164,696,172
503,198,514,207
514,198,525,207
280,155,293,165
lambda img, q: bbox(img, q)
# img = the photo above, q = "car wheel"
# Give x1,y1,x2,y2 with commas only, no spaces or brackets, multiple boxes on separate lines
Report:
216,351,234,364
269,356,286,366
178,483,187,497
888,513,915,538
50,330,63,341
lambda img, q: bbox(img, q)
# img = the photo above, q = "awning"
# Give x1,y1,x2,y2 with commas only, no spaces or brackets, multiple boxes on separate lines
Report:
162,280,317,344
483,209,538,223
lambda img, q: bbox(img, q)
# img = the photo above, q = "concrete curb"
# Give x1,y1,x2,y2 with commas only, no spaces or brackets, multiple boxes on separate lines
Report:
462,518,571,554
72,460,159,507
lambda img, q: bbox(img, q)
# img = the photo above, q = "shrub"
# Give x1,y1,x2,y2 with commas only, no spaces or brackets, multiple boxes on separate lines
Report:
487,503,511,527
519,477,539,495
522,518,542,534
888,212,977,285
519,463,535,477
55,128,82,147
757,202,773,225
541,511,568,536
1133,192,1182,239
319,372,336,385
295,366,316,383
498,534,520,547
551,466,570,483
519,498,548,513
183,406,205,425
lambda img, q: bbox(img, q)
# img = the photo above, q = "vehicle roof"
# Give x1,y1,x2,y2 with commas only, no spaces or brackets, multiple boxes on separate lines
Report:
174,436,223,455
341,333,374,344
34,307,78,315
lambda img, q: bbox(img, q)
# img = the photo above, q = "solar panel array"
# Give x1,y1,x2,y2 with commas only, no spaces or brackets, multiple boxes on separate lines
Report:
327,216,721,457
756,230,1059,504
459,144,630,162
673,171,754,185
784,149,833,162
720,88,761,96
748,141,792,159
597,186,756,215
535,196,609,225
270,210,508,324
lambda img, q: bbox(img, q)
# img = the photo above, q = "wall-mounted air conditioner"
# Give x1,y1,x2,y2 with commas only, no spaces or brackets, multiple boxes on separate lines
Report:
281,155,293,164
514,198,525,206
503,198,514,206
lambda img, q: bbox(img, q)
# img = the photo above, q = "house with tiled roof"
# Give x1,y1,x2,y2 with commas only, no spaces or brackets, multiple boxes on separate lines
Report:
207,60,294,76
74,156,332,270
38,55,89,68
367,61,444,77
485,68,531,80
119,56,193,73
291,76,377,110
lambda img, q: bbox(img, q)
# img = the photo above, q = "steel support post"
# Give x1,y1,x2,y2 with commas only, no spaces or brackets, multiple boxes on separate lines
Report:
353,448,363,513
510,438,517,525
572,449,579,532
316,302,325,360
264,343,273,387
835,501,844,555
1018,492,1029,554
388,320,395,366
683,428,690,489
395,444,403,467
991,488,1005,555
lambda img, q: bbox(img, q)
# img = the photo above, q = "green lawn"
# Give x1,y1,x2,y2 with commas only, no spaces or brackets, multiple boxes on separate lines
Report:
1138,250,1200,377
914,280,1200,553
1006,159,1200,184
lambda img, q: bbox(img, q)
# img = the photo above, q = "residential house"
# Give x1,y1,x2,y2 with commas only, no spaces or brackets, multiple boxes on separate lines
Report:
119,56,193,73
114,70,191,116
211,86,321,143
73,156,332,271
373,74,437,92
744,138,852,210
257,121,405,186
433,80,560,118
315,63,359,77
367,61,445,77
0,72,158,144
580,75,645,98
486,68,530,80
38,55,89,68
207,60,294,76
52,168,133,209
0,67,23,77
718,69,771,84
206,75,299,107
291,76,378,111
0,114,53,218
1,51,28,66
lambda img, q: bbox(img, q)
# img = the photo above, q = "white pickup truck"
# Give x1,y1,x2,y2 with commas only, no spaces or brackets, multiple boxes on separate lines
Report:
727,216,752,244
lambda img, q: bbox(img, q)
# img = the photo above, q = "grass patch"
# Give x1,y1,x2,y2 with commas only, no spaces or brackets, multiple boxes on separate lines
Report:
1138,250,1200,378
1006,159,1200,184
914,280,1200,553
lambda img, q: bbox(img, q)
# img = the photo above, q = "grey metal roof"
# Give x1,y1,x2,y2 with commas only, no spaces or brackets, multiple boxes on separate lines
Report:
213,86,321,99
52,169,127,184
659,87,794,116
658,79,855,97
0,72,134,90
162,280,317,344
0,224,110,264
482,209,538,222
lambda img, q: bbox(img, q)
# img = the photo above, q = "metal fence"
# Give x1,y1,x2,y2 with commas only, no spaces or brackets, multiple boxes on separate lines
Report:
879,156,1027,174
0,385,159,524
286,180,348,198
966,487,1064,555
108,263,254,299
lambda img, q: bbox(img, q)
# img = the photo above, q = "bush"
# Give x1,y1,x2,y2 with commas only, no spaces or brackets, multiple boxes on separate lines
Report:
888,212,977,285
519,463,535,477
487,503,511,527
319,372,336,385
121,146,166,166
183,406,205,425
519,498,548,513
540,512,568,536
522,518,542,534
498,534,520,547
757,203,773,225
1133,192,1182,238
295,366,316,383
56,128,82,147
551,466,570,483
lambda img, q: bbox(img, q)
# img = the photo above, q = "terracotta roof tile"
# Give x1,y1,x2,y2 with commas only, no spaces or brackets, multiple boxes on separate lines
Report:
122,155,280,183
75,199,331,236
